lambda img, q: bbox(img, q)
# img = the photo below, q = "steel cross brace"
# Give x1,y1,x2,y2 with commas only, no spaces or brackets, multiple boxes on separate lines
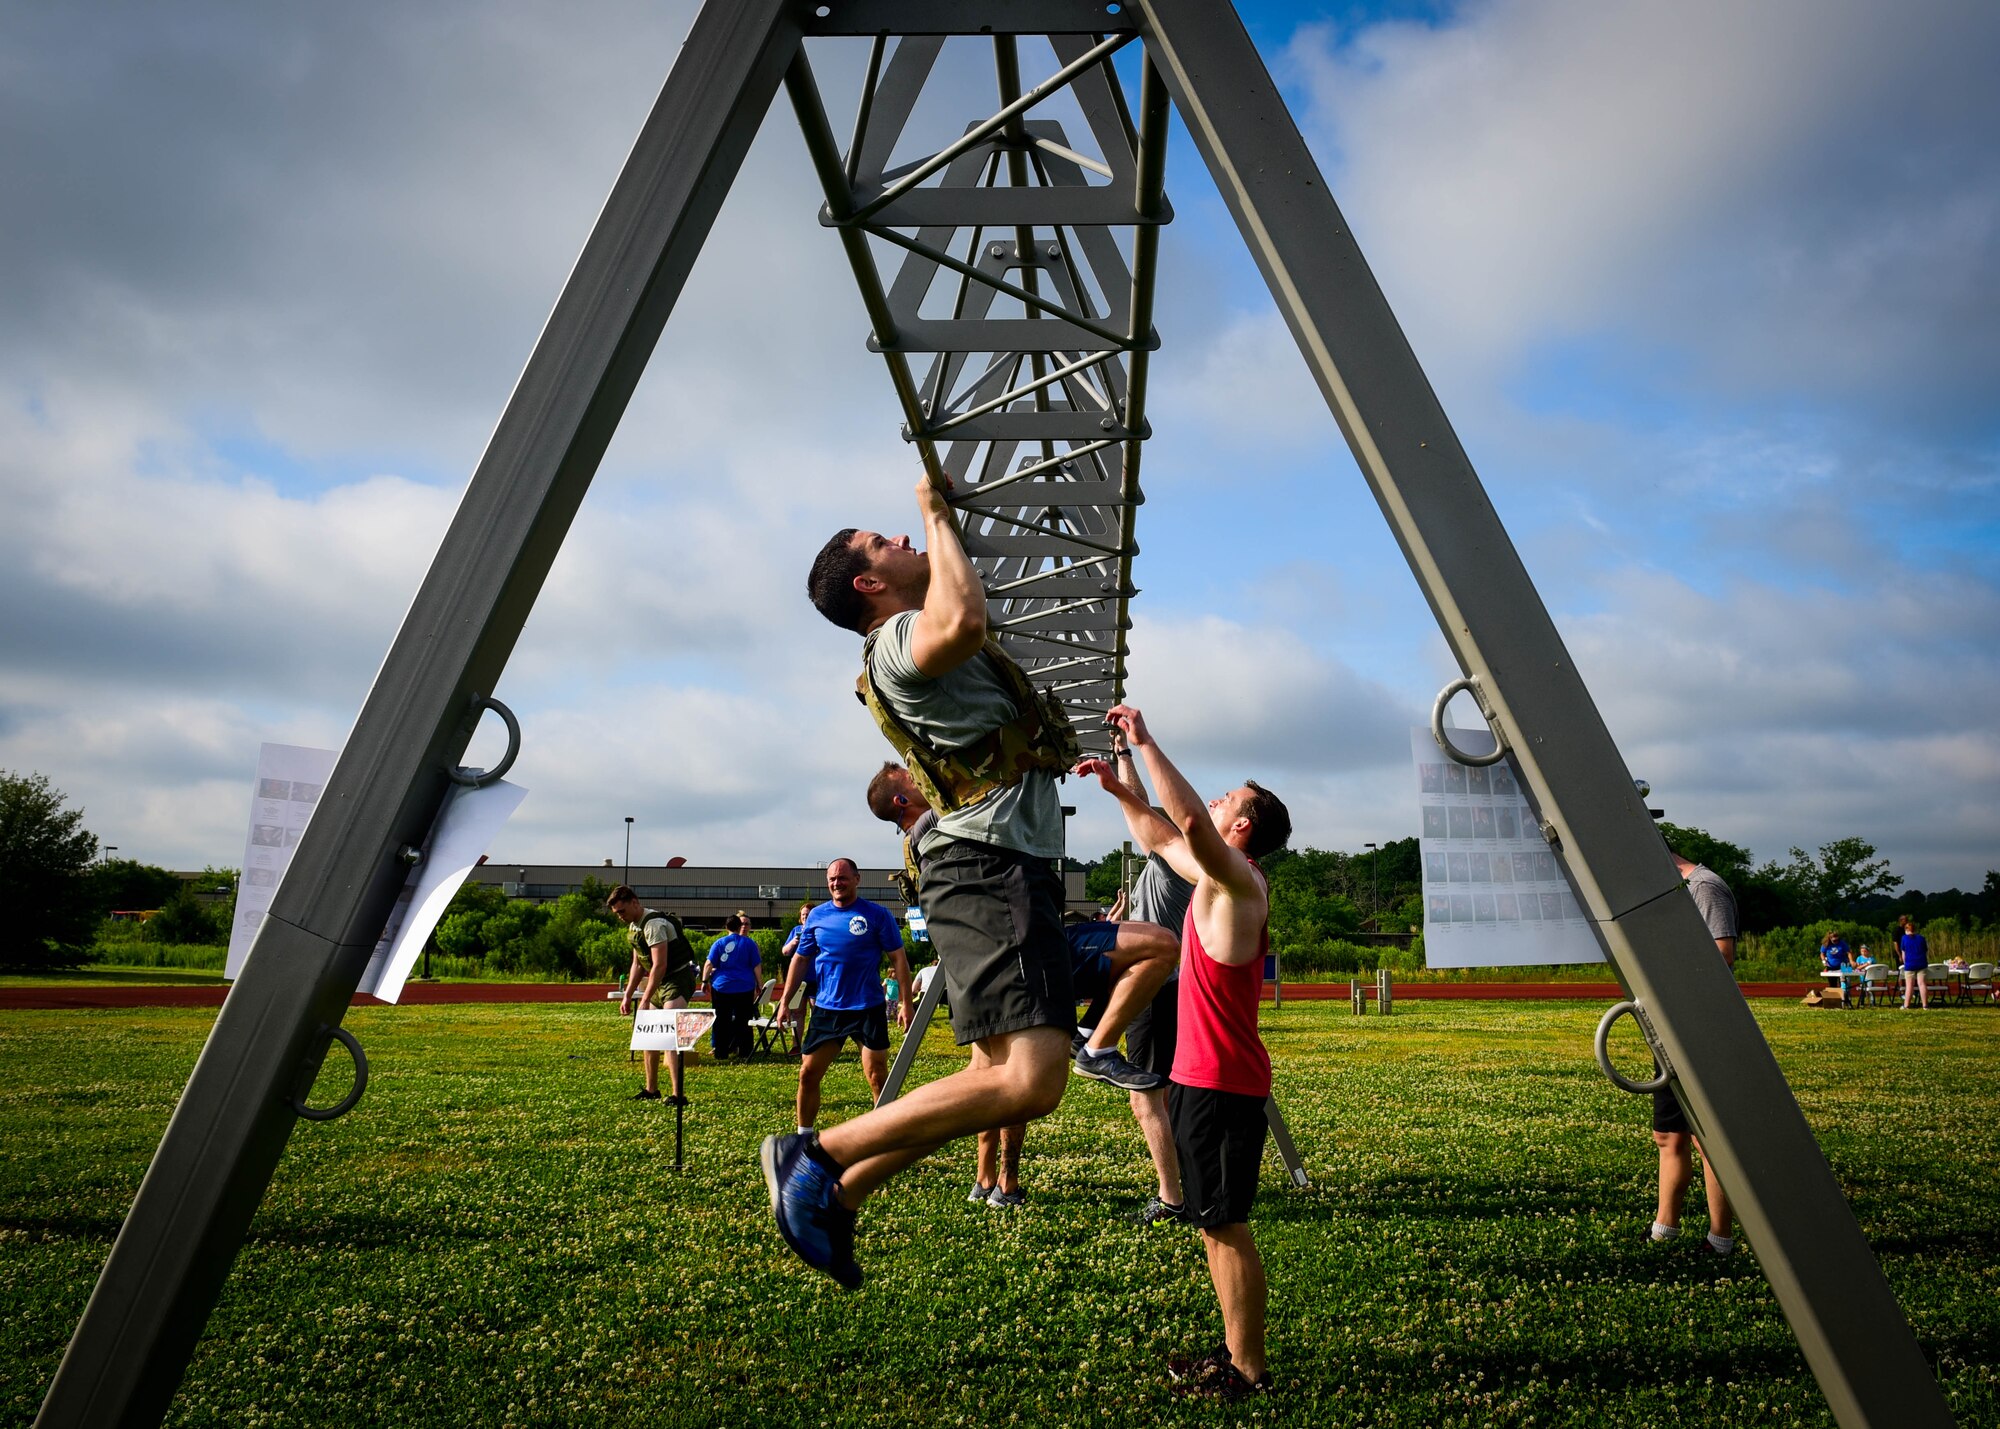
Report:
38,3,1950,1426
784,13,1165,747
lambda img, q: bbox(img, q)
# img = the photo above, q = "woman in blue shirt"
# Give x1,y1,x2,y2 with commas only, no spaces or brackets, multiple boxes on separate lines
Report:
1897,916,1930,1010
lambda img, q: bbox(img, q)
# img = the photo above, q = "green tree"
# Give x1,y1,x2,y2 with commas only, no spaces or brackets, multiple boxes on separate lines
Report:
1084,848,1126,903
1656,823,1755,884
143,886,224,945
90,858,183,915
1778,837,1902,919
1263,848,1362,944
0,770,100,969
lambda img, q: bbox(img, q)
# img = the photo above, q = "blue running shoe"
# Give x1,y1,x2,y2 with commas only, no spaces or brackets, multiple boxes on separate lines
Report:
760,1132,863,1290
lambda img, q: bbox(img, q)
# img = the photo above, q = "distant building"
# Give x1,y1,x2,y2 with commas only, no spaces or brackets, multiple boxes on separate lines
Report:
465,860,1093,929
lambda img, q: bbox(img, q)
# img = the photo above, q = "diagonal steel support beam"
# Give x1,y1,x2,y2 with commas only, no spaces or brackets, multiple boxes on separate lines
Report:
1135,3,1949,1425
36,5,804,1425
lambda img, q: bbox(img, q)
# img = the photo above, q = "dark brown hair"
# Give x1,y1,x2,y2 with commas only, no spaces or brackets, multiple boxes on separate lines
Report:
866,761,909,823
1240,780,1291,860
807,528,870,632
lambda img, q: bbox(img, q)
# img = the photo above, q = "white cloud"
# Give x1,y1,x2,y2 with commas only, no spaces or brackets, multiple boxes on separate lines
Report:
2,0,1993,900
1286,0,2000,425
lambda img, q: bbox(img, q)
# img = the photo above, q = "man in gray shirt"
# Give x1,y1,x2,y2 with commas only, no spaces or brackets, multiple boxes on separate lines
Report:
761,474,1081,1289
1648,840,1741,1255
1085,735,1197,1224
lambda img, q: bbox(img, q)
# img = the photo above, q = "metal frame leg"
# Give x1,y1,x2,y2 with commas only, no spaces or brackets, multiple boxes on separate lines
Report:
36,6,803,1424
1263,1097,1309,1188
876,965,950,1107
1136,3,1946,1423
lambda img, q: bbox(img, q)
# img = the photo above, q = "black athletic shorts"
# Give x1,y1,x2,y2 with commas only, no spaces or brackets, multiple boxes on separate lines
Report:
919,838,1074,1046
1126,978,1180,1078
1652,1085,1692,1135
803,1004,890,1055
1171,1082,1268,1228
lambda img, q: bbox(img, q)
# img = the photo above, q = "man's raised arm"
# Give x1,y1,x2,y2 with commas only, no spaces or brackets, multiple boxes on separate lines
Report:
1075,753,1197,884
1110,741,1180,856
908,475,987,677
1106,704,1262,901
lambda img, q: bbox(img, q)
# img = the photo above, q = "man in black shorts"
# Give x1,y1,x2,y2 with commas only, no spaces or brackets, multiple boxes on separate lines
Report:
866,760,1177,1206
765,473,1080,1288
1648,839,1742,1255
1083,705,1290,1400
776,859,913,1135
1084,733,1199,1224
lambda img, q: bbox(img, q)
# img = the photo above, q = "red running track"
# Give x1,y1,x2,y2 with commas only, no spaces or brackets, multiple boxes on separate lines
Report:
0,980,1820,1011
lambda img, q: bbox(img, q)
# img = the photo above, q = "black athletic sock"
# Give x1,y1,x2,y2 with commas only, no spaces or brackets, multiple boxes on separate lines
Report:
805,1135,847,1178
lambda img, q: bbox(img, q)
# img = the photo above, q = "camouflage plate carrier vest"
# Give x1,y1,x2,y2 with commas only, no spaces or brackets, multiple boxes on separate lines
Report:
857,631,1081,826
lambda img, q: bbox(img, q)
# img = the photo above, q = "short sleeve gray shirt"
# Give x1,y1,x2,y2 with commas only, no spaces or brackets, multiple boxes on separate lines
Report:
868,610,1064,860
1130,852,1194,939
1683,865,1739,942
1129,851,1194,983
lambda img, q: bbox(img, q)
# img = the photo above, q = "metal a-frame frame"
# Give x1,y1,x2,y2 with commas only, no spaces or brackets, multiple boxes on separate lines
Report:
37,3,1951,1425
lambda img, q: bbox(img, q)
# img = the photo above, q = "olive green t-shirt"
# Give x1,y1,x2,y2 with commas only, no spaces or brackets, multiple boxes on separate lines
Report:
868,609,1064,860
632,909,697,1000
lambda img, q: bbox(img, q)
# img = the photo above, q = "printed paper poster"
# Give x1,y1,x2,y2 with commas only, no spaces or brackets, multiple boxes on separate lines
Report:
1412,726,1603,969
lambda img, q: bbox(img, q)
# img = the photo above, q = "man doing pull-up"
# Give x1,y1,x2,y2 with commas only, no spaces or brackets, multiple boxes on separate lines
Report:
764,474,1080,1288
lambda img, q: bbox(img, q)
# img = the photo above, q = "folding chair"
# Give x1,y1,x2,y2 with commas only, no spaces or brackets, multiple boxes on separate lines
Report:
1959,962,1995,1006
750,977,808,1057
1859,964,1894,1007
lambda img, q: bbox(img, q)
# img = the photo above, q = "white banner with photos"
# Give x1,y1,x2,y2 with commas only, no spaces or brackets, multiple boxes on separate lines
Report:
1412,727,1603,968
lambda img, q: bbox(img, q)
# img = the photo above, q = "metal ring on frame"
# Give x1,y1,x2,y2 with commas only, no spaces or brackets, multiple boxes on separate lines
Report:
1593,1000,1673,1095
448,694,520,788
1430,677,1508,767
292,1025,369,1122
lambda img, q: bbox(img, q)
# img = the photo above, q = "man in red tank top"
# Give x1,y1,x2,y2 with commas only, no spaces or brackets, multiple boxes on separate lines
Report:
1082,704,1290,1402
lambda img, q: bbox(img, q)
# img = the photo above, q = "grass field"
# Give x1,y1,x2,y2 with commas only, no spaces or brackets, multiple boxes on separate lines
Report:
1,1001,1995,1427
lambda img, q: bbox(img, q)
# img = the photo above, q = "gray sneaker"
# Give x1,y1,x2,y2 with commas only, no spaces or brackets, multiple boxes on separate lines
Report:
1136,1195,1185,1226
987,1186,1027,1209
1074,1044,1166,1092
967,1180,996,1204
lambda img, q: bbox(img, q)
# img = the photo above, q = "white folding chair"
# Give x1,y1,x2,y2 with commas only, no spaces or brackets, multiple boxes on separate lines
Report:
749,978,808,1057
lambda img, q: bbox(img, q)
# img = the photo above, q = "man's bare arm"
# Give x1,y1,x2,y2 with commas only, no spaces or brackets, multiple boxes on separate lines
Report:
775,954,804,1025
1107,705,1262,901
1110,744,1179,855
889,948,914,1029
907,475,987,677
1076,756,1201,885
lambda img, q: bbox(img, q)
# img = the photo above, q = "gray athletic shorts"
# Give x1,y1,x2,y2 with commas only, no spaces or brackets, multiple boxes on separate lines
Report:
918,838,1075,1046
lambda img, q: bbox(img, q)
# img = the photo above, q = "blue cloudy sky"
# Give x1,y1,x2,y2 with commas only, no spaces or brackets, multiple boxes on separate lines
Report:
3,0,1995,891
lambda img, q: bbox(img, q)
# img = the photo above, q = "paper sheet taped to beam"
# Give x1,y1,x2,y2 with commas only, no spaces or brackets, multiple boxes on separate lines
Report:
358,777,528,1003
227,743,338,980
225,742,527,994
1412,727,1602,969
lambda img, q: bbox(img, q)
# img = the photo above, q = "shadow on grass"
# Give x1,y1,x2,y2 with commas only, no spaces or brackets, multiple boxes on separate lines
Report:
1256,1171,1620,1224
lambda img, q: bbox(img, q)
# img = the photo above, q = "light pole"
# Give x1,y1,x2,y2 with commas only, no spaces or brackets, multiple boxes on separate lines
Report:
1363,842,1379,931
624,816,635,887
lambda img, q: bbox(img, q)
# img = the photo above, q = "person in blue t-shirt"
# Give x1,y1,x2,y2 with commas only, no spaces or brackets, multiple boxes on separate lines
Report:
1820,931,1857,1002
697,914,763,1062
776,859,914,1133
1897,916,1931,1010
